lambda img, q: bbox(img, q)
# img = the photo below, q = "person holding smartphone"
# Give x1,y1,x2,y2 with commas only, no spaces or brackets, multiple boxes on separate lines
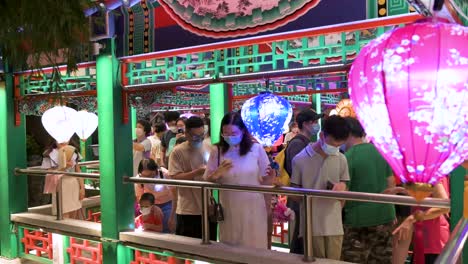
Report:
166,118,186,161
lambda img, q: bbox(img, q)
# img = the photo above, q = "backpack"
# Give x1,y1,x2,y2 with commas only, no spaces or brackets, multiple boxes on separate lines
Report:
274,148,290,186
274,135,310,186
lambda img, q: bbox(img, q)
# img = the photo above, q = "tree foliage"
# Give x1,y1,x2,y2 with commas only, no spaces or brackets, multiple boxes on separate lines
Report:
0,0,96,73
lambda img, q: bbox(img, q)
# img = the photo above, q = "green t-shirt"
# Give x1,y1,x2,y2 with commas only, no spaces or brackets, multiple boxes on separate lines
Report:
344,143,395,227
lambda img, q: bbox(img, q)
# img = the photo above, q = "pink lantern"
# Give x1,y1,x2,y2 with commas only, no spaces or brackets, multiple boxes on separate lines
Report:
349,20,468,200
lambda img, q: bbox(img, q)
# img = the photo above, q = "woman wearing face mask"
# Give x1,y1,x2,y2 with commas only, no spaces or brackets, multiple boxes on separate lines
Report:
284,122,299,145
133,120,152,178
204,112,276,249
136,159,172,233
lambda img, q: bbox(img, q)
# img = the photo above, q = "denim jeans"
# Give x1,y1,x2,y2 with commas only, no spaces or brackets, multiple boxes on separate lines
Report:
156,201,173,233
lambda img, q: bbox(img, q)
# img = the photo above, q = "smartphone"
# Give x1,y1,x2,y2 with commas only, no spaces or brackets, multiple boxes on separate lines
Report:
326,181,334,190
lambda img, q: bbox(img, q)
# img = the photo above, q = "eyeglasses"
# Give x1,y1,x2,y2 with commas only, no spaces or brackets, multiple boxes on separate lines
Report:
188,132,206,141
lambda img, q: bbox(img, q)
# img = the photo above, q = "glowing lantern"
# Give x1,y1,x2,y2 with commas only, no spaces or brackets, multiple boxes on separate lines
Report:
41,106,77,144
349,20,468,200
241,92,292,146
74,110,98,141
334,99,356,118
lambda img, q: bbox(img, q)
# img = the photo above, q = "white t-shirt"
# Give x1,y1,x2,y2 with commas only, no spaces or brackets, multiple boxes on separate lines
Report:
290,144,349,237
133,138,152,176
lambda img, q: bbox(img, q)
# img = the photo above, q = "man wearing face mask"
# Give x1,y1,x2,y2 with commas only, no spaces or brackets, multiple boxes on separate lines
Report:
290,115,351,260
168,116,217,240
133,120,152,177
284,109,323,254
160,111,181,168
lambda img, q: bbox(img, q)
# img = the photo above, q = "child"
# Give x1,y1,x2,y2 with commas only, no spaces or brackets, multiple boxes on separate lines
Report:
135,193,164,232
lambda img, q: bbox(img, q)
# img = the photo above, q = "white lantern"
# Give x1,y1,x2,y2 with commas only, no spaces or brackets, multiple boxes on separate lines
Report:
41,106,78,144
74,110,98,141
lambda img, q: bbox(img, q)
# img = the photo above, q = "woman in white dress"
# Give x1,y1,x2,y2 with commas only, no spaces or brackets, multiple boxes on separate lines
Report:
204,112,275,249
42,141,84,219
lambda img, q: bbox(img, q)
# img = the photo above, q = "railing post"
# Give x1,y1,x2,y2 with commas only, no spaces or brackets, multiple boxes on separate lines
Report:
201,187,211,245
56,177,64,220
303,195,315,262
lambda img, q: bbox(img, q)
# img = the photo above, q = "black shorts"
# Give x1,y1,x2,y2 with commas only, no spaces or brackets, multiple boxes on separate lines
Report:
175,214,217,241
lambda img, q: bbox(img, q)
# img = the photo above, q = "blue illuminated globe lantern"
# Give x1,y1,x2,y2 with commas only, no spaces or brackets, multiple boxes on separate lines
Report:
241,92,293,147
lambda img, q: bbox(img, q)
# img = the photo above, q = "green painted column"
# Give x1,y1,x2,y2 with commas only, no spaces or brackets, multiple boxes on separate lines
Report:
96,39,134,263
0,67,28,258
209,83,230,144
449,166,468,264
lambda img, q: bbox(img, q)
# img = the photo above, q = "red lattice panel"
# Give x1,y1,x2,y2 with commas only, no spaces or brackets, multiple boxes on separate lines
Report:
67,238,102,264
86,210,101,223
21,229,53,259
272,196,289,244
131,251,192,264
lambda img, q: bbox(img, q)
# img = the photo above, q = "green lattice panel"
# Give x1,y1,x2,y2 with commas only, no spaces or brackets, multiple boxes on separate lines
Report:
232,73,348,97
126,52,218,84
125,25,401,85
321,93,343,105
18,65,97,95
388,0,412,16
368,0,414,18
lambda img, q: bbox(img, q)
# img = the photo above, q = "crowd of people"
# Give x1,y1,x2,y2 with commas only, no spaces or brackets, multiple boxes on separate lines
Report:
42,108,451,264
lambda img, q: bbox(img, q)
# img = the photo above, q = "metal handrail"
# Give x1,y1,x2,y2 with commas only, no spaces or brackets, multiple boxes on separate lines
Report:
124,177,450,208
125,176,451,262
26,160,100,170
15,168,100,220
435,218,468,264
15,168,100,180
14,168,455,262
77,160,100,167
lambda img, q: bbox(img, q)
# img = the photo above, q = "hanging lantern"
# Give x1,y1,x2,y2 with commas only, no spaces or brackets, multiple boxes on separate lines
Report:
241,92,292,146
74,110,98,141
334,99,356,118
41,106,77,144
349,20,468,201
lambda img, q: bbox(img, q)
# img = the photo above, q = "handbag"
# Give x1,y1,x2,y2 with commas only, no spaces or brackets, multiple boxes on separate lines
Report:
208,146,224,222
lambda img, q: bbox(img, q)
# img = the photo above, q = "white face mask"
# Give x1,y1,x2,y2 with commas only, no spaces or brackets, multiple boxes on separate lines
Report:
136,128,145,137
140,207,151,216
321,141,340,155
169,126,178,133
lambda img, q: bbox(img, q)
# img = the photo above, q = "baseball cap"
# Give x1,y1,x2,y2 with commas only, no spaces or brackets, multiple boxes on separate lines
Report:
296,109,324,126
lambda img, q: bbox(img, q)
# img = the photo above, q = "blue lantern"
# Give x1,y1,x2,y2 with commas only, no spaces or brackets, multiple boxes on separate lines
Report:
241,92,293,146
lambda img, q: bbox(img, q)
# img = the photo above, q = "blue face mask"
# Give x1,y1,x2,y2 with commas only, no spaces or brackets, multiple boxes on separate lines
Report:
191,140,203,149
223,135,242,146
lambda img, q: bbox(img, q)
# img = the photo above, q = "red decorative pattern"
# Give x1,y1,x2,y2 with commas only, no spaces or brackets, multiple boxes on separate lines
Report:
158,0,322,38
67,238,103,264
21,229,53,259
86,210,102,223
271,196,288,244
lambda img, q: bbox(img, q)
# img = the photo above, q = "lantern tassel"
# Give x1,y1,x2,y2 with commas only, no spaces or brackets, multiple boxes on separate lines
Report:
404,183,434,202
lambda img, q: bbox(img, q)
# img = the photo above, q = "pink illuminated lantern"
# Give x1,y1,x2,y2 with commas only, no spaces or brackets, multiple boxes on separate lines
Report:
349,20,468,201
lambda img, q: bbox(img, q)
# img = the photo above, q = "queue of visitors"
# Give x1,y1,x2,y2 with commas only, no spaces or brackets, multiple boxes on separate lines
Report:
42,106,451,263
